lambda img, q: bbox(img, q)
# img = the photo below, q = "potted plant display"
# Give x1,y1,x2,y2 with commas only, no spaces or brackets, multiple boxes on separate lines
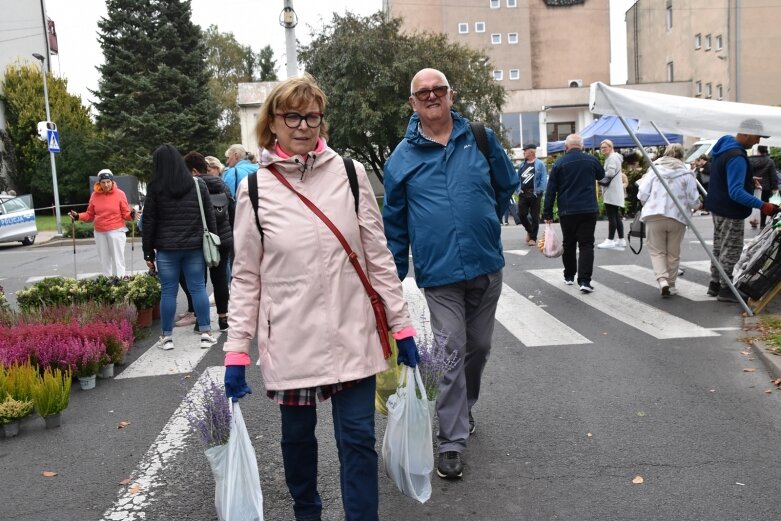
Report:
125,274,161,327
32,367,72,428
0,397,34,437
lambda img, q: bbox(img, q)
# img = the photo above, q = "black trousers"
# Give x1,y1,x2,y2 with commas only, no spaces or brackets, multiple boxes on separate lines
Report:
558,212,598,284
180,245,231,315
518,192,541,240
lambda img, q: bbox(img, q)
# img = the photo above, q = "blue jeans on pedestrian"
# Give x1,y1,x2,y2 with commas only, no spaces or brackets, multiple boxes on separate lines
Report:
279,376,378,521
156,249,211,336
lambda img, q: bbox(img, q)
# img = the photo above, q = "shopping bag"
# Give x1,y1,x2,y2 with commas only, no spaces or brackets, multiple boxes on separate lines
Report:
628,212,645,255
375,337,401,415
382,366,434,503
541,223,563,258
205,402,264,521
203,230,222,268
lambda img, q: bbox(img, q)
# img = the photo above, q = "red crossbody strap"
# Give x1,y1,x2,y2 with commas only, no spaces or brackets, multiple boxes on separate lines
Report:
266,165,381,301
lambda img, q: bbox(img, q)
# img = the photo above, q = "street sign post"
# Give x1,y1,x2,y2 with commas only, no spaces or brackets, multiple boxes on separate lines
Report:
47,129,60,153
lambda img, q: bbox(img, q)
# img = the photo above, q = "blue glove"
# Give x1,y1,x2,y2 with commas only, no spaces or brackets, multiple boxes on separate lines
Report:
224,365,252,402
396,336,420,368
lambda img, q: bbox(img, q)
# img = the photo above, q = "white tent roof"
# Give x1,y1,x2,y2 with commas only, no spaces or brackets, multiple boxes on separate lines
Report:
589,82,781,147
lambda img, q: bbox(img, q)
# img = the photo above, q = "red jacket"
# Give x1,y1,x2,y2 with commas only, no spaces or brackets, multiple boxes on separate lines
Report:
78,182,132,232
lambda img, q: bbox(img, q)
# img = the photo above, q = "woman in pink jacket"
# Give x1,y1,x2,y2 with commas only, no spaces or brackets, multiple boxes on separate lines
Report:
223,75,418,521
69,169,134,277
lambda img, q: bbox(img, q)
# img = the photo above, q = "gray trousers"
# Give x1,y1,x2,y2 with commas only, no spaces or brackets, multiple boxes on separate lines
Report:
424,270,503,454
710,214,745,288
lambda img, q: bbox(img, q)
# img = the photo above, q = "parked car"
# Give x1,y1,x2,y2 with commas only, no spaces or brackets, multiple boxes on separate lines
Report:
684,139,716,165
0,194,38,245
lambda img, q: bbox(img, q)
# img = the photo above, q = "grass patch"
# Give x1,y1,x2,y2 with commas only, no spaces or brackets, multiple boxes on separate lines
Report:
758,315,781,355
35,214,71,232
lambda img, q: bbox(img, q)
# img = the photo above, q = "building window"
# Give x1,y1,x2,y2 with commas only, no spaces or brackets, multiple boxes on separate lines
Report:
507,0,517,6
458,23,469,34
666,0,672,30
694,33,701,49
509,69,520,80
547,122,576,143
667,61,674,82
493,69,503,81
508,32,519,44
490,0,500,8
491,33,501,44
695,81,702,96
717,84,723,100
706,83,712,98
705,34,711,50
716,34,723,51
475,21,485,33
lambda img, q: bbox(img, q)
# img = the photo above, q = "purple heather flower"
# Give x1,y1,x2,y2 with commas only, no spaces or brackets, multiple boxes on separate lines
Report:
185,374,231,448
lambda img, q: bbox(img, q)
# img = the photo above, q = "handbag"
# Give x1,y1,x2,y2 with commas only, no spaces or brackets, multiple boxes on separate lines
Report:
194,177,222,268
627,209,645,255
267,164,393,360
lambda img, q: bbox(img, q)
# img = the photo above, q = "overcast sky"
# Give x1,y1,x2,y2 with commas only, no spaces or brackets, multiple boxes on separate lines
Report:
45,0,634,107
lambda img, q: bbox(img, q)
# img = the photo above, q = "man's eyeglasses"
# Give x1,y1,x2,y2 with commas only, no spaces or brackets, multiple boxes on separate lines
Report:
275,112,324,129
411,85,449,102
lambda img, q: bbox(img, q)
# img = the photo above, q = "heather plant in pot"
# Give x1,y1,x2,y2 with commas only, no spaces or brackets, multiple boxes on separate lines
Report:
125,273,161,310
32,367,71,427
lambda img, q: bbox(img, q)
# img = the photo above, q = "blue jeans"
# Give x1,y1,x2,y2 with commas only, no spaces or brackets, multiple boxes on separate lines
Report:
279,376,378,521
156,249,211,336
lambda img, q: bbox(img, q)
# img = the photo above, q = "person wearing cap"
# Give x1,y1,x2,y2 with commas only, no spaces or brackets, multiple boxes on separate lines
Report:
69,169,135,277
749,145,778,229
517,143,548,245
704,126,778,303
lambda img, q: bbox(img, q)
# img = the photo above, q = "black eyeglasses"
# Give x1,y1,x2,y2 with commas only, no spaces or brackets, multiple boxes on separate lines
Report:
411,85,450,102
275,112,324,129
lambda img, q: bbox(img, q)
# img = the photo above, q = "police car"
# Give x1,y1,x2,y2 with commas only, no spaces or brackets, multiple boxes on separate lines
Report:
0,194,38,245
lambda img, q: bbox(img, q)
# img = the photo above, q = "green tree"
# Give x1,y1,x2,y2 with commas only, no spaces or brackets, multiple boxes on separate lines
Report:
93,0,218,181
299,12,506,181
0,63,106,207
258,45,278,81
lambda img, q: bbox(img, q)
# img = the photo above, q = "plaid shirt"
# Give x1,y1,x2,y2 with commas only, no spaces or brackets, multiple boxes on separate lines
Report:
266,379,359,406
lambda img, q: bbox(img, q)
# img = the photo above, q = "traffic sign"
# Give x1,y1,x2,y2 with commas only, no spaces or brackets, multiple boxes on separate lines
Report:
47,130,60,153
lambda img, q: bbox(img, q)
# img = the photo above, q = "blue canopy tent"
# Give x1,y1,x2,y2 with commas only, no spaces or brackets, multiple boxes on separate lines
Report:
546,115,682,154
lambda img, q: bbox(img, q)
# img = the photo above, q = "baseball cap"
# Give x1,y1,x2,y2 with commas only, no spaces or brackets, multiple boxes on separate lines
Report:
739,118,770,138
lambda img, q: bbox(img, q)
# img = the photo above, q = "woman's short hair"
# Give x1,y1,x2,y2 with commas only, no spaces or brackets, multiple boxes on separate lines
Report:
204,156,225,173
664,143,685,159
600,139,614,150
225,144,247,162
256,74,329,150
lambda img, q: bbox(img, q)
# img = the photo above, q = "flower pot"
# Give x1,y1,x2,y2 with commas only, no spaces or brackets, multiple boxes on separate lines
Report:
135,307,153,328
2,421,20,438
78,374,97,390
43,413,62,429
98,363,115,379
152,301,161,320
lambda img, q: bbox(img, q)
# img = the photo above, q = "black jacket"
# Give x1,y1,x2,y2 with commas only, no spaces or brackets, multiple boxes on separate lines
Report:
198,174,235,250
749,155,778,191
142,177,217,261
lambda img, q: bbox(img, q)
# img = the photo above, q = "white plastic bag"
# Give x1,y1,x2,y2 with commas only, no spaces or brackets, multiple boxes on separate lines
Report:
382,366,434,503
542,223,563,258
205,402,264,521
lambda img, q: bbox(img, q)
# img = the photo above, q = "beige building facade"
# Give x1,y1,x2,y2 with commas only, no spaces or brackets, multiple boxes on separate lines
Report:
626,0,781,106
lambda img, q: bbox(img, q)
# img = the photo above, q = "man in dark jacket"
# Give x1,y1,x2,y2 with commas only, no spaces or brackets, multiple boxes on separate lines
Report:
749,145,779,229
704,130,777,303
542,133,605,293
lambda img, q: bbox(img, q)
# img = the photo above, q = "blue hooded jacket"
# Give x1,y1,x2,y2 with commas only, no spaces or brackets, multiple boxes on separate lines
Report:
704,135,763,218
383,111,519,288
223,159,259,198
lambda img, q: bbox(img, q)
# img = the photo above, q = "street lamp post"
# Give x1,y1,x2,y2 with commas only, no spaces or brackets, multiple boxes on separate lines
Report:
32,52,63,236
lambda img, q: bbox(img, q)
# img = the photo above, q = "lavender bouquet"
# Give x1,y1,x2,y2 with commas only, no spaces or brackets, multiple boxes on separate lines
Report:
416,329,458,402
186,374,231,448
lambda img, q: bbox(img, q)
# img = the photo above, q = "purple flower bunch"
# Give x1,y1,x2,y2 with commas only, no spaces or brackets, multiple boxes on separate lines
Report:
185,374,232,449
417,329,458,401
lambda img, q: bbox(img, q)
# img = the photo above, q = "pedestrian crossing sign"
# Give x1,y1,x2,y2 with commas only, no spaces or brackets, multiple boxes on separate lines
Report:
47,130,60,153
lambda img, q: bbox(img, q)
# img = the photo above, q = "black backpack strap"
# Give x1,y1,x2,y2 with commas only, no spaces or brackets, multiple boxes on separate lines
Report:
470,121,499,215
247,172,263,239
343,157,359,214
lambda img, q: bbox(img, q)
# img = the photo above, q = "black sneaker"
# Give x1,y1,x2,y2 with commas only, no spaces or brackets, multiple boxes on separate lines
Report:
436,451,463,479
564,277,574,286
716,287,740,303
218,316,229,331
579,282,594,293
706,281,720,297
468,411,476,435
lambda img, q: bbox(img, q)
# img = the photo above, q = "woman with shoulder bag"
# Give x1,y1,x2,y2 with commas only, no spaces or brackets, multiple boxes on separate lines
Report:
222,74,418,521
596,139,627,250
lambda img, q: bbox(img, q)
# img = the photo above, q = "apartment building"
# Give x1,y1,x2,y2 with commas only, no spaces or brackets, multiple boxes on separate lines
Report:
384,0,613,151
626,0,781,106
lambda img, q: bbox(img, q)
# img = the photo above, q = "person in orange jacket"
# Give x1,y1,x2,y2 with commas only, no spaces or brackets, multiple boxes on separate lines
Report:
69,169,134,277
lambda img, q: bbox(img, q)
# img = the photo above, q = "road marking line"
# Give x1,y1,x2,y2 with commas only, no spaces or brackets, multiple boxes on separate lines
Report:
116,309,221,379
102,366,222,521
600,265,712,301
496,283,591,346
26,269,147,283
505,249,530,256
680,260,712,273
529,268,719,339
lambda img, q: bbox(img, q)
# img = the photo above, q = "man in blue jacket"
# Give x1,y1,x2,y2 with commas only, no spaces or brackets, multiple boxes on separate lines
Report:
222,144,259,198
704,126,777,302
383,68,519,481
542,133,605,293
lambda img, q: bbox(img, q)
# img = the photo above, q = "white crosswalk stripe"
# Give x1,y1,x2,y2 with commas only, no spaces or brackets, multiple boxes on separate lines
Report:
600,264,712,301
505,249,531,256
680,260,712,273
528,268,719,339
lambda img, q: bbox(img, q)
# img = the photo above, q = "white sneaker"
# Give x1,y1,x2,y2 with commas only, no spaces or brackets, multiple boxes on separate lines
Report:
200,333,218,349
157,336,174,350
615,238,627,248
597,239,616,249
669,287,678,295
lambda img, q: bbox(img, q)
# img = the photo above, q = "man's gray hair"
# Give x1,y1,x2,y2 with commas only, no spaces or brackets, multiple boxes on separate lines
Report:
565,133,583,148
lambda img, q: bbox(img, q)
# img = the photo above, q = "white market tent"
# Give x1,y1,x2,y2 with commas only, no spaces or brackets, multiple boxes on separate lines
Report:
588,82,781,315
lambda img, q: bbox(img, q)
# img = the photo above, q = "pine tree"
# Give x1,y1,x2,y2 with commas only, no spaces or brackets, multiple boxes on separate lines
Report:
93,0,218,180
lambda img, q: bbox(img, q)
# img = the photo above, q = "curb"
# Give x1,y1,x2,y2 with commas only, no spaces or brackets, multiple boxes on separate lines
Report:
744,315,781,380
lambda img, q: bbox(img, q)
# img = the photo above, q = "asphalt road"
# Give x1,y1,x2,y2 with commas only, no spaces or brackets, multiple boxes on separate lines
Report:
1,216,780,521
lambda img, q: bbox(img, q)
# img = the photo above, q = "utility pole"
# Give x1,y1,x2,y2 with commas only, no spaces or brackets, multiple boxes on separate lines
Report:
281,0,298,78
32,52,63,237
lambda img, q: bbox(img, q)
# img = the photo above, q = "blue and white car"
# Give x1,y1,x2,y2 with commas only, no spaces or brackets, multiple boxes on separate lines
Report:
0,194,37,245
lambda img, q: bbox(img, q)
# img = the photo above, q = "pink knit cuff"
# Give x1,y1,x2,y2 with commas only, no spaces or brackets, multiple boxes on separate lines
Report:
392,326,417,340
224,352,251,366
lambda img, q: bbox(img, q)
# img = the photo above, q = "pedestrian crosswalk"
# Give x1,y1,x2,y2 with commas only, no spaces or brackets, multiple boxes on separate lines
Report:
600,264,712,301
